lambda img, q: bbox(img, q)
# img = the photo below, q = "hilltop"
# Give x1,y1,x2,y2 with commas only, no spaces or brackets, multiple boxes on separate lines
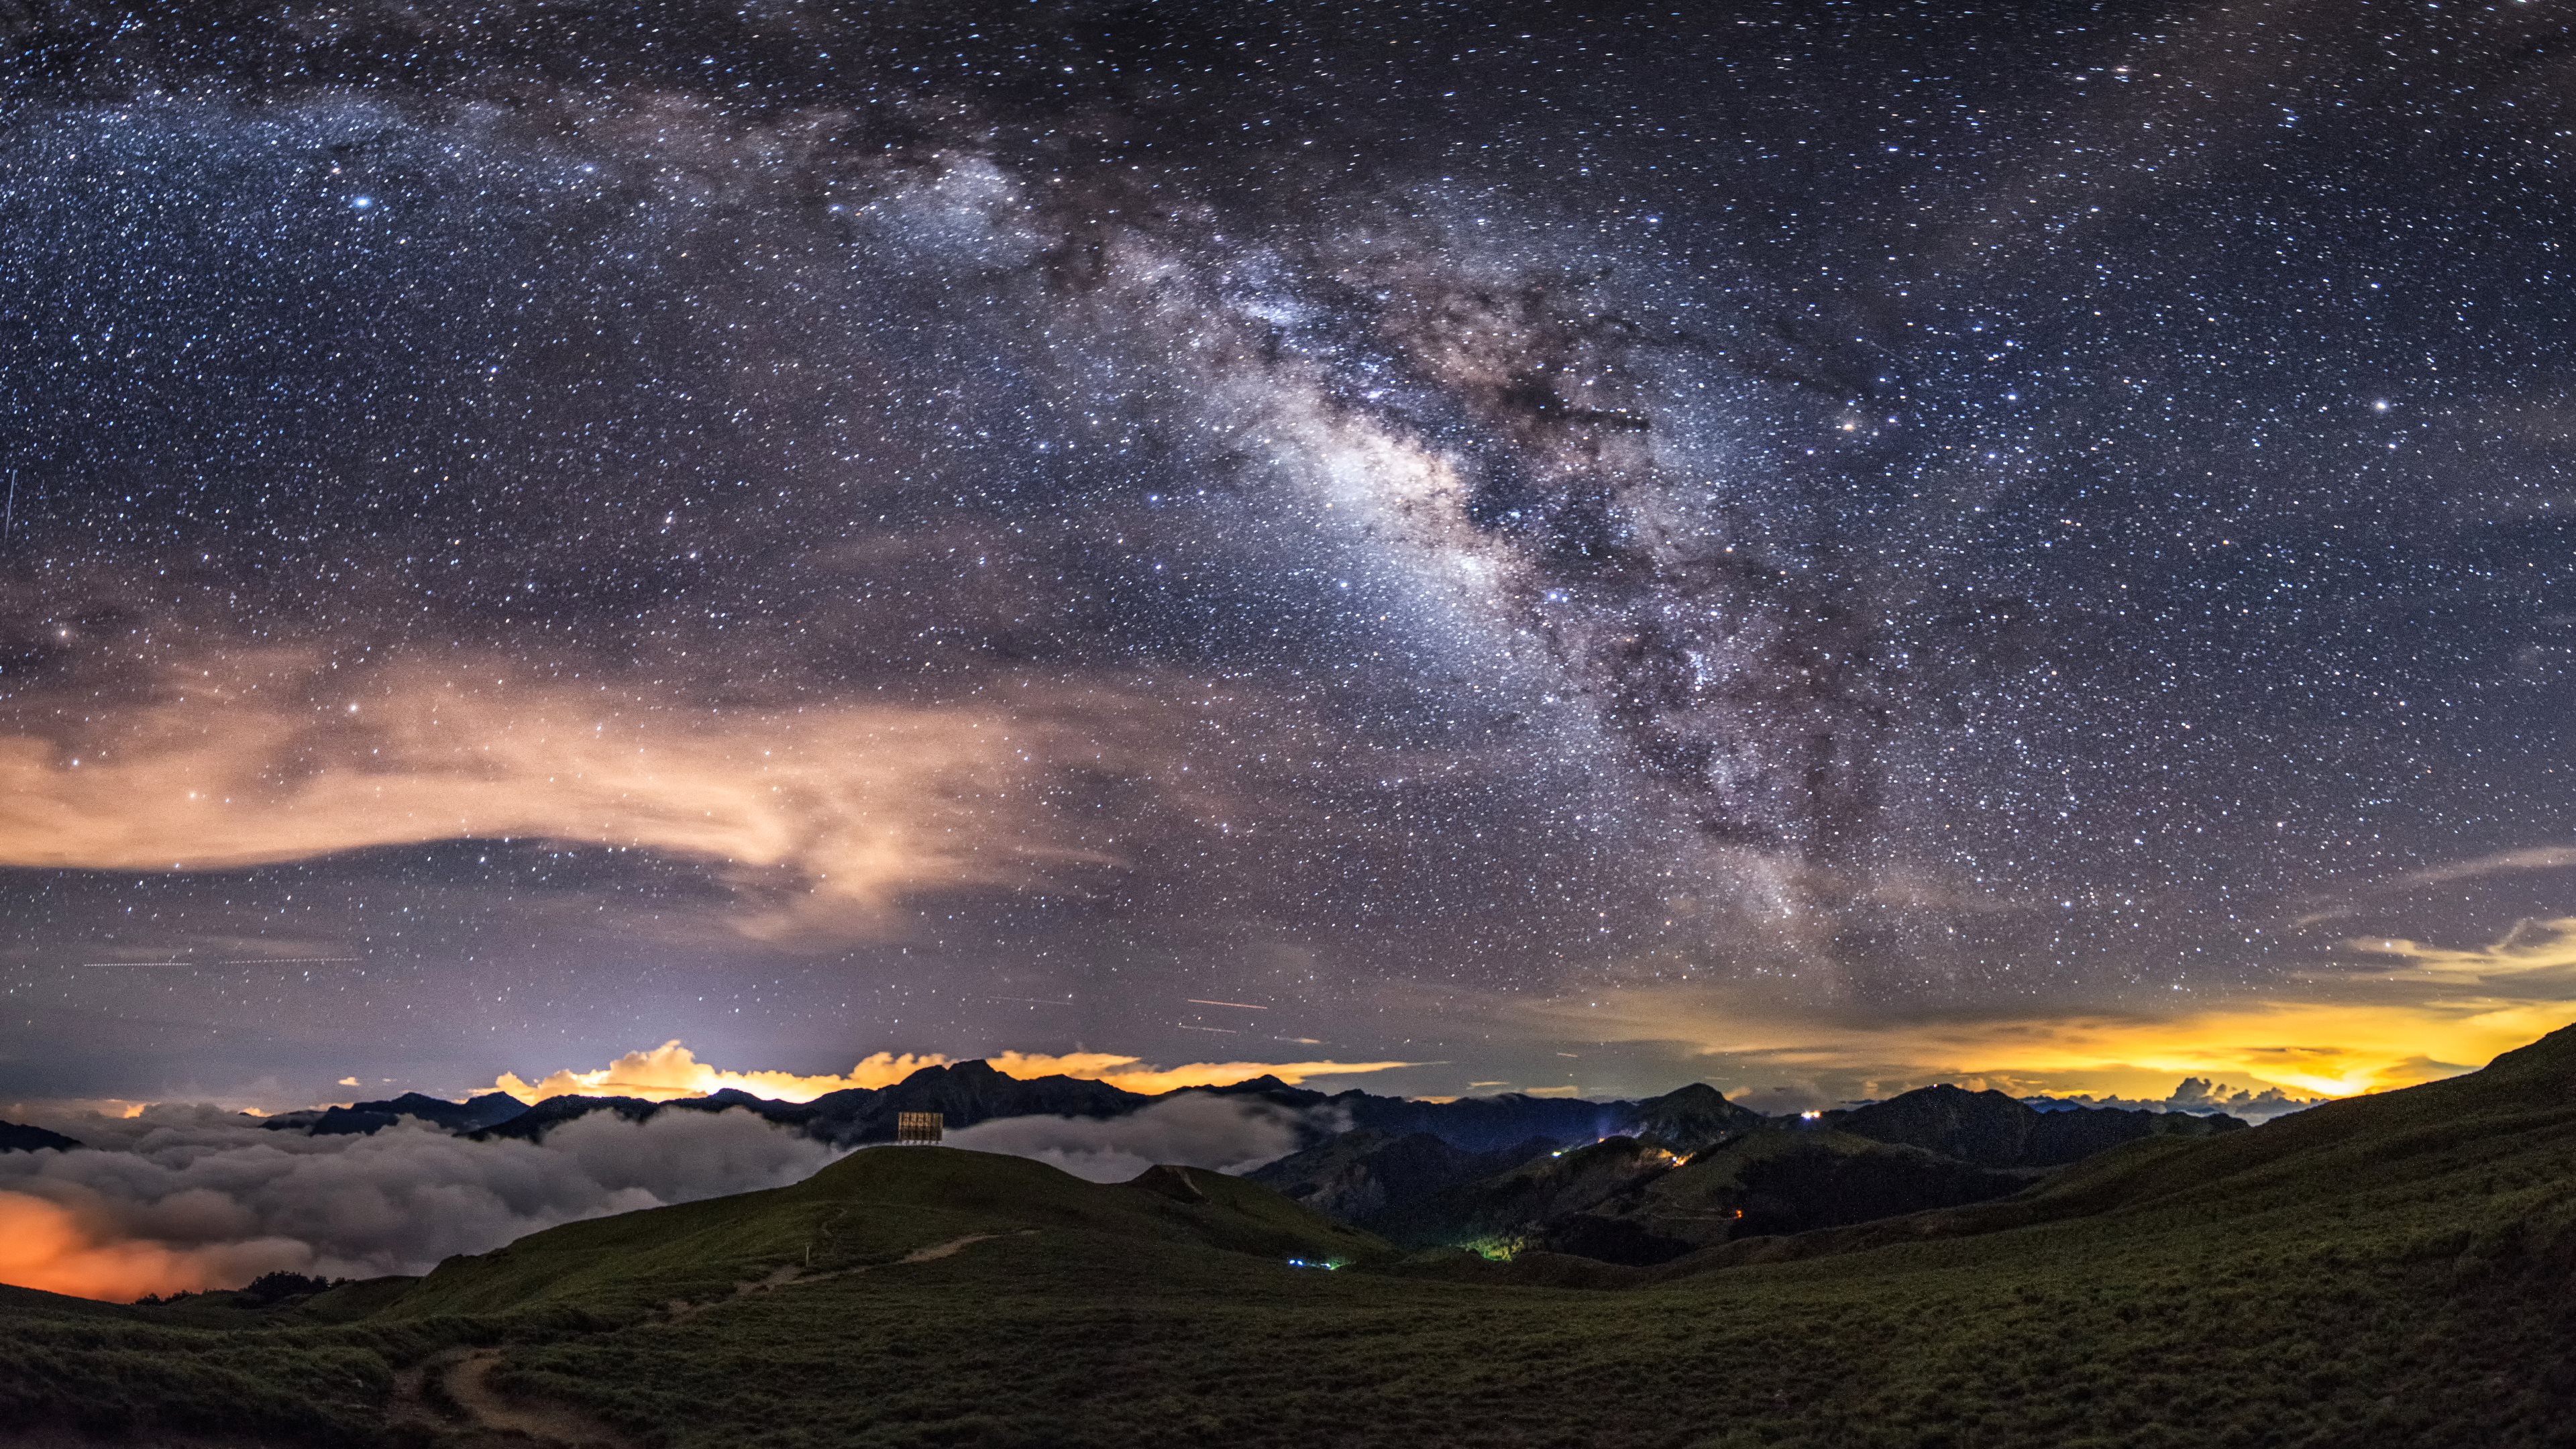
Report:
0,1022,2569,1446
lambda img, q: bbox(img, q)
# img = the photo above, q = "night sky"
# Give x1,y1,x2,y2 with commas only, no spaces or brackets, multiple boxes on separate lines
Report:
5,0,2575,1114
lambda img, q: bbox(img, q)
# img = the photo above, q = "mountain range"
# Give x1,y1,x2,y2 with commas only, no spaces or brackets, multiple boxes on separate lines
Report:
2,1062,2254,1269
1248,1079,2241,1261
222,1061,2252,1264
3,1021,2572,1446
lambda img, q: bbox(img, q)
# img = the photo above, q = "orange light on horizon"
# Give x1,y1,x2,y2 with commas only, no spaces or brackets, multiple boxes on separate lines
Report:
0,1193,286,1303
1521,971,2576,1107
492,1040,1417,1106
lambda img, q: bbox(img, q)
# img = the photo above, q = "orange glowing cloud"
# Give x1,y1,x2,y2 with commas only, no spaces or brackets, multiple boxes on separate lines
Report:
981,1051,1419,1095
0,1193,296,1303
494,1042,952,1103
1521,919,2576,1103
494,1040,1415,1104
0,653,1136,941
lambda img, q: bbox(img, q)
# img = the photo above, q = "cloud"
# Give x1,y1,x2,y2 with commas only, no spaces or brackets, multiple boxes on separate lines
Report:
2341,916,2576,985
2293,848,2576,928
2396,848,2576,890
2024,1077,2324,1124
496,1042,950,1104
0,1104,839,1301
979,1052,1417,1095
0,1193,298,1303
1511,947,2576,1104
493,1041,1418,1104
941,1093,1329,1182
2165,1077,2321,1120
0,652,1124,942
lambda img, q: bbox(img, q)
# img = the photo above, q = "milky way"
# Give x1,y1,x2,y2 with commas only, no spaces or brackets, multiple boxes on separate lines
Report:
3,1,2573,1106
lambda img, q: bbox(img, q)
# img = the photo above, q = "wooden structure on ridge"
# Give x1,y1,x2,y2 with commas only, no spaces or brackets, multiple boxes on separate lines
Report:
895,1110,945,1144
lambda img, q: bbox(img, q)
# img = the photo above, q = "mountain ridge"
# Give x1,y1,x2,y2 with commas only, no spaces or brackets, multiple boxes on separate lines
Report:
1,1021,2571,1448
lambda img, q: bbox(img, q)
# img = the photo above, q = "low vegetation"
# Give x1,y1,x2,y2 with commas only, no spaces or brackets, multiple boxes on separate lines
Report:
5,1026,2575,1447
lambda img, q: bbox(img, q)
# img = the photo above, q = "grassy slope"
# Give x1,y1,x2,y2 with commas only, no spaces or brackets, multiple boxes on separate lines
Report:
3,1029,2575,1448
388,1148,1389,1323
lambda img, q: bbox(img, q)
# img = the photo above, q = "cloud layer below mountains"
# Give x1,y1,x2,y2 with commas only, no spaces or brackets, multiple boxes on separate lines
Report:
0,1105,838,1301
0,1090,1343,1300
943,1093,1331,1182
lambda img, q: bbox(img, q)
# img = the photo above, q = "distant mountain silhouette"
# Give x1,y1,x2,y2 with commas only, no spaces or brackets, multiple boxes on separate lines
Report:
1250,1130,1559,1225
1379,1136,1690,1254
0,1120,81,1153
1827,1083,2243,1167
15,1022,2576,1449
1625,1083,1766,1153
1332,1090,1654,1152
804,1061,1149,1144
230,1065,2270,1273
260,1062,1739,1152
474,1094,661,1140
1248,1082,2251,1266
264,1091,530,1137
241,1059,2240,1268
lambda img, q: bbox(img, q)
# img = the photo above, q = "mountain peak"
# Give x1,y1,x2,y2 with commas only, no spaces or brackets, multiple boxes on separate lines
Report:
905,1059,1012,1089
0,1120,82,1154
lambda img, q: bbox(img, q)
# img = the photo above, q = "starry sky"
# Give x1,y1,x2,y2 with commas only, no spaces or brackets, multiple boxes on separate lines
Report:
4,0,2575,1114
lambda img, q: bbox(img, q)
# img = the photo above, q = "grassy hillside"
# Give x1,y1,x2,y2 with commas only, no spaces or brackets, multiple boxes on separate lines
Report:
4,1027,2575,1447
388,1147,1388,1323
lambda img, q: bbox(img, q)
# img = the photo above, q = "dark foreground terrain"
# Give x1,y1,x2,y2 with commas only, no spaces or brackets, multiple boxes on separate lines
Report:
6,1025,2576,1448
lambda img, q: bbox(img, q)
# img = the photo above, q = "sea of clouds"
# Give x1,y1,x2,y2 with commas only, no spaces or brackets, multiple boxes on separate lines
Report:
0,1092,1326,1300
942,1093,1330,1182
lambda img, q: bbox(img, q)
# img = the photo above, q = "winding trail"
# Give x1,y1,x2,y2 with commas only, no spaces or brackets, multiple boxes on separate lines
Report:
385,1230,1033,1444
899,1232,1007,1263
438,1350,631,1448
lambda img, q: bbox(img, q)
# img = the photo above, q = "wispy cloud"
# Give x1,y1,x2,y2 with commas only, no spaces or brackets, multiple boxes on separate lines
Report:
2292,847,2576,928
2396,847,2576,889
0,652,1132,941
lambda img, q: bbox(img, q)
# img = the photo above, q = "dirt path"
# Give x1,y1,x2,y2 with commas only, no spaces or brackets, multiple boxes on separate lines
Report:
900,1232,1006,1263
659,1229,1025,1324
436,1349,631,1448
383,1231,1034,1441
